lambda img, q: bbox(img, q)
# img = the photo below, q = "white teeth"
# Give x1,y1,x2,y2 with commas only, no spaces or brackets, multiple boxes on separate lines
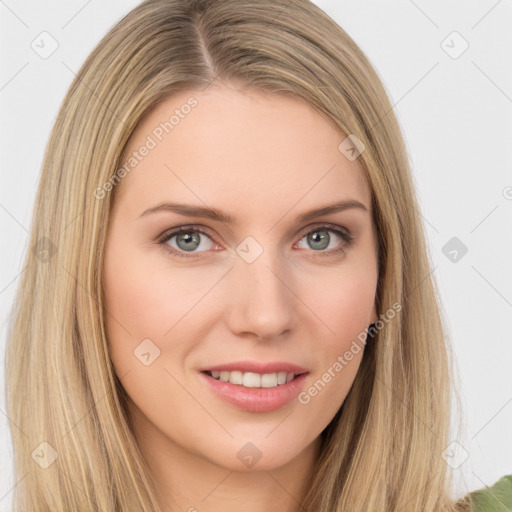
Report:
243,372,261,388
208,370,297,388
228,370,243,385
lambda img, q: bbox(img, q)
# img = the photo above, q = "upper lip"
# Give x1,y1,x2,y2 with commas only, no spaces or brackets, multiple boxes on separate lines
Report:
200,361,309,375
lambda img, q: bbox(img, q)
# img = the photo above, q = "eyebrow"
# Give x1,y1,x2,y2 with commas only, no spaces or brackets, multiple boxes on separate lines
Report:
139,199,368,224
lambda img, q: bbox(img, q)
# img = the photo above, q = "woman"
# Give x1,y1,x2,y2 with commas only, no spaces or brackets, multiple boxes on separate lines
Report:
4,0,510,510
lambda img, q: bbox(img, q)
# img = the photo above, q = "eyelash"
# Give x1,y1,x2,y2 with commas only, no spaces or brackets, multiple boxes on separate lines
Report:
157,223,355,260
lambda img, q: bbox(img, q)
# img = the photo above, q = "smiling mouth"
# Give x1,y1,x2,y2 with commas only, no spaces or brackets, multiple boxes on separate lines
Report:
202,370,305,388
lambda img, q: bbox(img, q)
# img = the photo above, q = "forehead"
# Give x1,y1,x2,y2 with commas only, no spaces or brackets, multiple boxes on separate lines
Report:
113,85,371,220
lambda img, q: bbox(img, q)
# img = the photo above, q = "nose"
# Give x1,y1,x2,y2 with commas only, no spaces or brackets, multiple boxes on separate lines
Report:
224,246,297,341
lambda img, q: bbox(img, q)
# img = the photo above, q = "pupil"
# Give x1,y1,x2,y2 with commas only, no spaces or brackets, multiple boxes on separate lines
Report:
177,231,200,251
309,230,329,250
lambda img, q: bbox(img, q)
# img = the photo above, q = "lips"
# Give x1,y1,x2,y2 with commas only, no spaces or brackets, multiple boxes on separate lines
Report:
199,370,309,412
199,361,309,375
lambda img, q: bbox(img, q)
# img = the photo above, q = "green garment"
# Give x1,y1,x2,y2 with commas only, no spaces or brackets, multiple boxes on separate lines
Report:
467,475,512,511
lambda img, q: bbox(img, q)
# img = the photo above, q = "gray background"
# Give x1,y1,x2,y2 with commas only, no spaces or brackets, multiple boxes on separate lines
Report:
1,0,511,509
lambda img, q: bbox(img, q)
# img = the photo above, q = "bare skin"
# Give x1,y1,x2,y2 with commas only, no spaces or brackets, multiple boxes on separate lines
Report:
102,81,378,512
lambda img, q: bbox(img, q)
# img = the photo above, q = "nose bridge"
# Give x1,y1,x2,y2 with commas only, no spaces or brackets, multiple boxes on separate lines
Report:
226,236,296,339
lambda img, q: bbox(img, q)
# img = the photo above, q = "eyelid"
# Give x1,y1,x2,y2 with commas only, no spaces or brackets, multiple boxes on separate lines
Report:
296,222,352,240
157,222,354,258
157,224,219,246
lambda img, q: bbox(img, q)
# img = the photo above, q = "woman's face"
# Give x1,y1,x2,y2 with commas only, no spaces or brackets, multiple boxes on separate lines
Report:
102,83,378,474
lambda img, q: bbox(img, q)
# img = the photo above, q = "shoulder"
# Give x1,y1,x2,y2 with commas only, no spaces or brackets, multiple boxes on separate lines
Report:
466,474,512,511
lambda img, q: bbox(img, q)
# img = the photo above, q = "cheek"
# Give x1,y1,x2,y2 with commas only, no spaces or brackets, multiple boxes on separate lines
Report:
295,227,378,338
302,262,377,341
294,268,375,424
325,276,375,330
102,240,171,375
102,240,220,380
103,244,198,338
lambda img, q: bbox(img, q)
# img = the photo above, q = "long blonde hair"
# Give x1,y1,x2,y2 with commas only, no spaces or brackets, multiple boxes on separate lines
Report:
5,0,469,510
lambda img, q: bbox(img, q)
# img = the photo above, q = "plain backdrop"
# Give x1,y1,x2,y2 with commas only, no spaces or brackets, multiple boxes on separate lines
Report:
1,0,511,509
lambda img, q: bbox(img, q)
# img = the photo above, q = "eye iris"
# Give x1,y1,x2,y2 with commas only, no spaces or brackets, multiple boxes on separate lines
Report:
307,229,330,250
176,231,200,251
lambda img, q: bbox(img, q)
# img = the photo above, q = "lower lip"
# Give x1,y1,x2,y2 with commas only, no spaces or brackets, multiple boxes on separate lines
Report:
199,371,309,412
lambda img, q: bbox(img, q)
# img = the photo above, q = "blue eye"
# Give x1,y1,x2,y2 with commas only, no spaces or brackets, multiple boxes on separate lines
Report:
158,227,217,259
296,226,353,256
158,224,354,260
